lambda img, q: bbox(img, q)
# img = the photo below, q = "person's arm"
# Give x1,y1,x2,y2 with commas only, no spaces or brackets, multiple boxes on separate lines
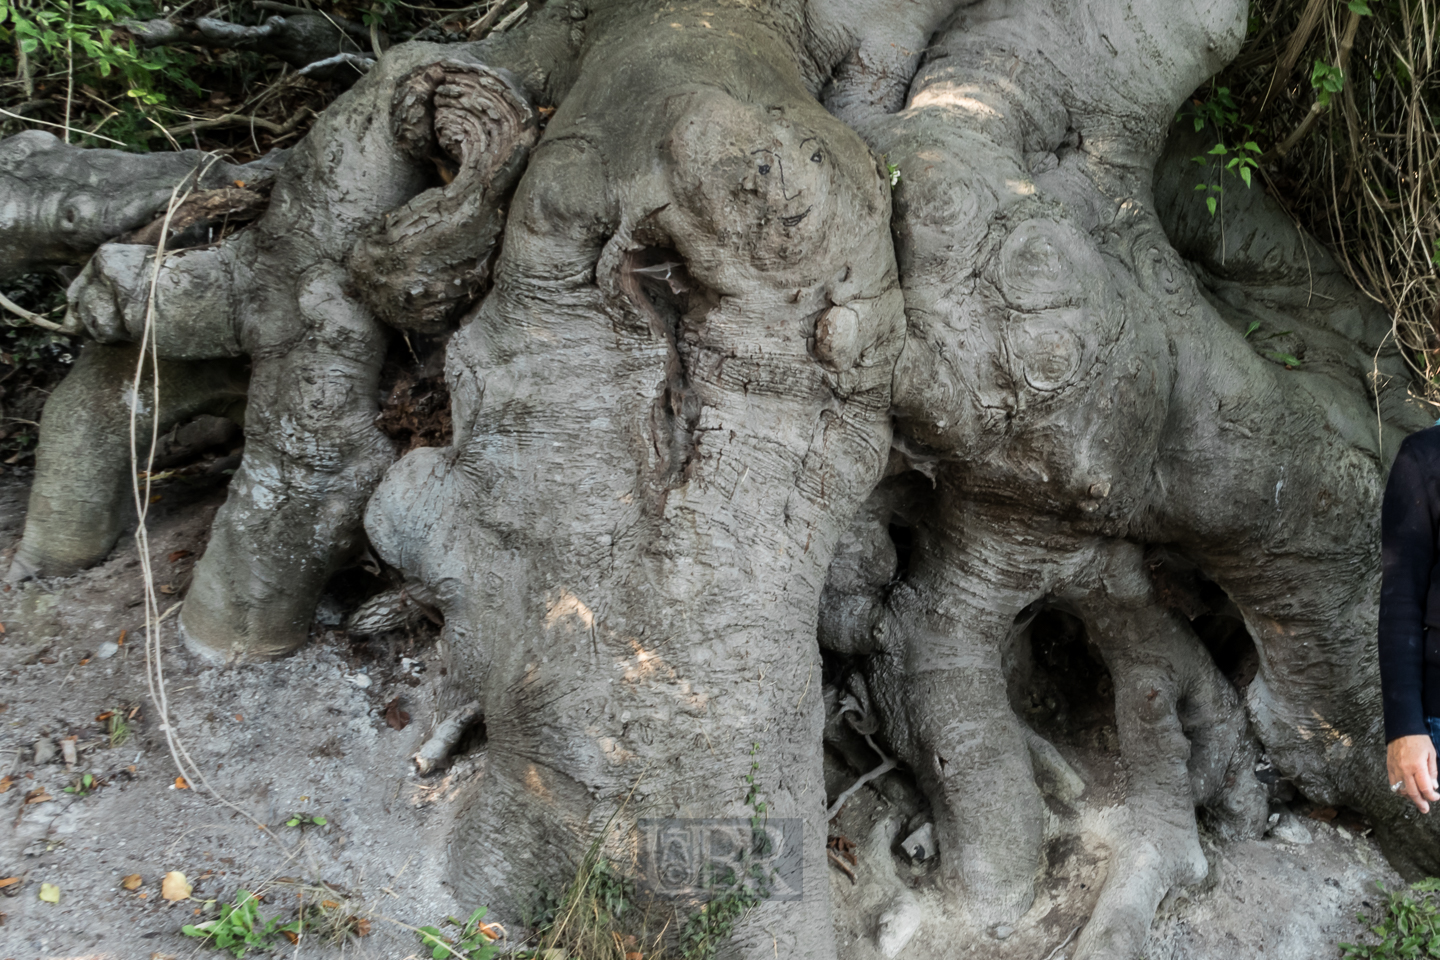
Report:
1381,433,1440,811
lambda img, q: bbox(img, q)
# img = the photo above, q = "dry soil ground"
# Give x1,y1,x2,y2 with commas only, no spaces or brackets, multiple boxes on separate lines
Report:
0,466,1406,960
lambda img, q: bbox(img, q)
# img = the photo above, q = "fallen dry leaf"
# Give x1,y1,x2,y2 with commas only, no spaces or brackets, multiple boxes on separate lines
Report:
384,698,411,731
0,622,5,633
355,918,371,936
95,711,114,722
160,871,191,901
0,775,12,794
0,877,20,889
159,585,176,595
149,494,162,504
168,550,192,562
1308,806,1338,822
38,882,59,903
79,658,91,665
174,776,189,790
234,713,243,722
121,874,142,891
281,930,299,944
321,899,340,909
23,788,52,804
117,630,126,646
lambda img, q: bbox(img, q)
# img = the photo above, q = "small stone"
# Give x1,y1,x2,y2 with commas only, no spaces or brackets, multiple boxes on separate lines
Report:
900,822,935,862
346,673,372,690
1271,813,1313,845
877,893,924,958
95,641,119,660
33,738,56,765
992,925,1015,941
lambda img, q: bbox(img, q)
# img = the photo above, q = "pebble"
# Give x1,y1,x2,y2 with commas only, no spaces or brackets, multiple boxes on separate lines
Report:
1271,813,1313,845
33,737,56,765
992,925,1015,941
878,894,924,958
347,673,372,689
96,641,119,660
900,822,935,862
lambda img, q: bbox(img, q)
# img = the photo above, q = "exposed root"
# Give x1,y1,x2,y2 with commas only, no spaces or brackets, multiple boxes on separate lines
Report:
6,346,248,580
127,12,372,78
0,130,280,281
347,581,442,635
414,700,483,775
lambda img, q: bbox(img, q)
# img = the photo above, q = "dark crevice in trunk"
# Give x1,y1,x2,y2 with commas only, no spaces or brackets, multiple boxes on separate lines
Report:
1145,545,1259,692
376,330,454,454
1011,608,1119,758
622,244,715,487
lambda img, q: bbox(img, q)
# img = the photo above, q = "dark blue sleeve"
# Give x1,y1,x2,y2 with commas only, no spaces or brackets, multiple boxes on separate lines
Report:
1380,434,1436,742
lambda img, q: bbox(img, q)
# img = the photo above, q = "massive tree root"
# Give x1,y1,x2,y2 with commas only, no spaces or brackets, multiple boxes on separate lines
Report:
816,0,1434,954
6,0,1440,956
7,39,542,657
363,4,904,953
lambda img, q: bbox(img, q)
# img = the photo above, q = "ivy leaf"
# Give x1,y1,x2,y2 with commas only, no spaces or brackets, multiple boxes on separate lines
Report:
1206,196,1218,216
1240,165,1252,188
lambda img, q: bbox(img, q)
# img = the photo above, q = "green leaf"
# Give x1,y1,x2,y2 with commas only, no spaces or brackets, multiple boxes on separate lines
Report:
1239,165,1252,188
1347,0,1371,14
1268,351,1302,367
1206,196,1218,216
1208,143,1228,155
1244,321,1261,339
311,815,326,825
286,818,300,826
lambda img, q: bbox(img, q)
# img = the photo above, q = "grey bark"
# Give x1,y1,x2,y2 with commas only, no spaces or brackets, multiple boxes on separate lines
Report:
0,131,282,281
5,0,1438,957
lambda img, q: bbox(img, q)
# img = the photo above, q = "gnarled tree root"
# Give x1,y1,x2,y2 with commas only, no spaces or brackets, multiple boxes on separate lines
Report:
6,344,248,580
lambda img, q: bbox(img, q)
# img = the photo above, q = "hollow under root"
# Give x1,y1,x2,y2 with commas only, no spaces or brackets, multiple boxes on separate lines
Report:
6,343,248,580
1064,540,1266,960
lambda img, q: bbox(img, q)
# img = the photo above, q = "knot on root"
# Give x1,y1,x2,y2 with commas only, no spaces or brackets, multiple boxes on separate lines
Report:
391,60,535,176
352,61,537,334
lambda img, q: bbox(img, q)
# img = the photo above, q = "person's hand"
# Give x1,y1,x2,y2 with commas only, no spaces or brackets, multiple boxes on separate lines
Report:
1388,734,1440,813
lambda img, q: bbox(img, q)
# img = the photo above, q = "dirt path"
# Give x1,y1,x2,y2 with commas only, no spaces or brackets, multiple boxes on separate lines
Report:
0,470,469,960
0,467,1404,959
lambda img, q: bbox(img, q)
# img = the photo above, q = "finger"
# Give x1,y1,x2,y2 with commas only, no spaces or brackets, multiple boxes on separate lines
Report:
1404,773,1431,813
1407,760,1440,801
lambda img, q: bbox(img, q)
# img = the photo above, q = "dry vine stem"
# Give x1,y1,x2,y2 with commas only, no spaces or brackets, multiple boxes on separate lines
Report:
127,162,284,844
